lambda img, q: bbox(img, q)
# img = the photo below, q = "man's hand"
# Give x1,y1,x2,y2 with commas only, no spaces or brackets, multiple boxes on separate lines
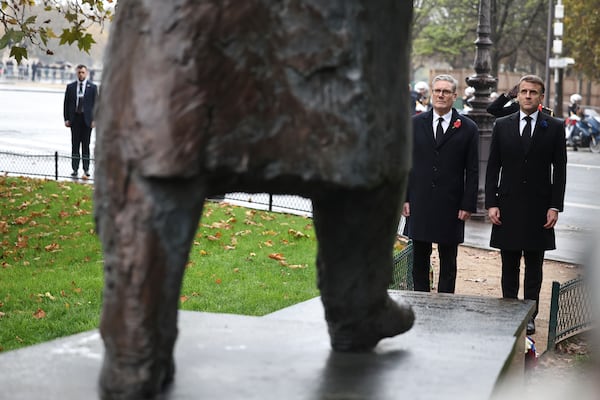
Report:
488,207,502,225
458,210,471,221
544,209,559,229
64,121,71,128
508,84,519,99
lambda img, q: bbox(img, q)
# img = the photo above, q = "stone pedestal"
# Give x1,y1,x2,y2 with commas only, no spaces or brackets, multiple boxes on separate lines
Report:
0,291,533,400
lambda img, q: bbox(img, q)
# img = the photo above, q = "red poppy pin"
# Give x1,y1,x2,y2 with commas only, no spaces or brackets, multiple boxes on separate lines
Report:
538,104,543,112
452,119,462,129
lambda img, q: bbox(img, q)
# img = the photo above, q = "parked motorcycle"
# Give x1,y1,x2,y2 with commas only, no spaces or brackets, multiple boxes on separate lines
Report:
565,112,600,153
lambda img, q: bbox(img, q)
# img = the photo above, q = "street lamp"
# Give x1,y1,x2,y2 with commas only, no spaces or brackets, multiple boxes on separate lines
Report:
549,0,574,117
464,0,497,217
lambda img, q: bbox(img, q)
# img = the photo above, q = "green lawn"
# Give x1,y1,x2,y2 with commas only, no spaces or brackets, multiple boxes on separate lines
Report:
0,176,320,352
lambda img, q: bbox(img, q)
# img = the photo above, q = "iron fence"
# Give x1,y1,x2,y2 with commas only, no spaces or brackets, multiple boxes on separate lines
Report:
0,151,91,182
389,240,414,290
547,276,593,350
0,150,313,214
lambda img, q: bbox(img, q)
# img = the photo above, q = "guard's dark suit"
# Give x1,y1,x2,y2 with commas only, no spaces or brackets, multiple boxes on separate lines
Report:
63,79,98,173
485,111,567,317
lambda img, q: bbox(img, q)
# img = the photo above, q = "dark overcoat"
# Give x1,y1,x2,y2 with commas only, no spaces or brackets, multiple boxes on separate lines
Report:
405,109,479,245
484,111,567,250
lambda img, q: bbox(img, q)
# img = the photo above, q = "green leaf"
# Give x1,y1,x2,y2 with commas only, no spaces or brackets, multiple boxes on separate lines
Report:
77,33,96,53
10,46,28,64
0,29,26,50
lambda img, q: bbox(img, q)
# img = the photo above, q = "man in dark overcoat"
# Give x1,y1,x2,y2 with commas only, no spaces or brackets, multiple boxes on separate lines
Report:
403,74,479,293
485,74,567,335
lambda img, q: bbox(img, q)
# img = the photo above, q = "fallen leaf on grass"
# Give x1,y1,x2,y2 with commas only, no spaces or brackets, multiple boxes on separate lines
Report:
0,312,5,318
13,216,29,225
33,308,46,319
287,264,307,269
16,235,28,248
180,295,189,303
206,232,222,241
263,240,274,247
268,253,285,261
44,243,61,252
288,229,309,238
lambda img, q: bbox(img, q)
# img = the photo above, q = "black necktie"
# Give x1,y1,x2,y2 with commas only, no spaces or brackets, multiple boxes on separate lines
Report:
76,82,84,113
522,116,532,151
436,117,444,145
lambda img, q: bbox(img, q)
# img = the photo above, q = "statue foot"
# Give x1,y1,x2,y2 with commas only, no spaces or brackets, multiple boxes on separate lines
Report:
98,355,175,400
329,296,414,352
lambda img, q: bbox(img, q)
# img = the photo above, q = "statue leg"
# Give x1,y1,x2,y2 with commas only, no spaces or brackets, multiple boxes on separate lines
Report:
311,183,414,352
96,173,205,399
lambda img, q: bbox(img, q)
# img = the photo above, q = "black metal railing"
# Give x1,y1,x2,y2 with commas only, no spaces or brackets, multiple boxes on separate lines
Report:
547,276,593,351
0,151,92,182
389,240,414,290
0,150,314,214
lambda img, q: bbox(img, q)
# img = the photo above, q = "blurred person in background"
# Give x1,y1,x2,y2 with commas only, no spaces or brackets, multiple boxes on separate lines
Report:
63,64,98,179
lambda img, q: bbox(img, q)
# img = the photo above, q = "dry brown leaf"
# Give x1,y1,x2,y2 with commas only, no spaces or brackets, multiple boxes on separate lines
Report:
44,243,61,252
287,264,307,269
33,308,46,319
268,253,285,261
16,235,28,248
14,216,29,225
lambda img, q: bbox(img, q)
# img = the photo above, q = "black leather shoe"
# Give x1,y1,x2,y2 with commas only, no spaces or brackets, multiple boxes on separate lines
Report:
526,319,535,335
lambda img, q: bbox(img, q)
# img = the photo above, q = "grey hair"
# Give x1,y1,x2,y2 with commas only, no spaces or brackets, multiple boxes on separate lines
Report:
431,74,458,93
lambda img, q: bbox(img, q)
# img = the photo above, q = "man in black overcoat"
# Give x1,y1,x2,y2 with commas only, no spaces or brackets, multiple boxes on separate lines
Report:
485,74,567,335
403,74,479,293
63,64,98,179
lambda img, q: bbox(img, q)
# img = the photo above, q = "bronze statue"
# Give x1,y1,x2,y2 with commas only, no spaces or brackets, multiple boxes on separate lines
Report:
95,1,414,398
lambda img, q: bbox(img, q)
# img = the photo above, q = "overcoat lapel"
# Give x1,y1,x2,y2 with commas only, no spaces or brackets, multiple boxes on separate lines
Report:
437,110,460,148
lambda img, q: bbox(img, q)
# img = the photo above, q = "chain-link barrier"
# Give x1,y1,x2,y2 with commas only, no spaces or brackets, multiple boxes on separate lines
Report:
547,276,593,351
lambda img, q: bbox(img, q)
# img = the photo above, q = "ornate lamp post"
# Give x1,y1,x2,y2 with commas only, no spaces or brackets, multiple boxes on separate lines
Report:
463,0,497,217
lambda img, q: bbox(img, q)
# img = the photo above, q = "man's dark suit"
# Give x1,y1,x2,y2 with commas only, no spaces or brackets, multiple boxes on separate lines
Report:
63,79,98,173
404,109,479,292
484,111,567,317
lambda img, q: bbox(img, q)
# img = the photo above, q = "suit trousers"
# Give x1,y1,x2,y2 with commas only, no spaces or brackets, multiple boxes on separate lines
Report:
70,113,92,172
500,249,544,319
412,240,458,293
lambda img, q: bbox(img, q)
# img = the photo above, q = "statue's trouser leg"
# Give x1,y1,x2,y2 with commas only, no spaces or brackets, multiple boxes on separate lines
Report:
97,174,205,399
311,183,415,352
